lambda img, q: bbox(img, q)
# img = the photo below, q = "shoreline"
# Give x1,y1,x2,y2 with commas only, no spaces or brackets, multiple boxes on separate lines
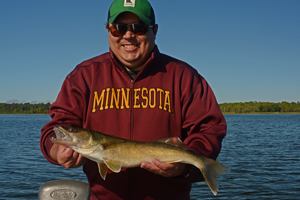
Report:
0,113,49,115
222,112,300,114
1,112,300,115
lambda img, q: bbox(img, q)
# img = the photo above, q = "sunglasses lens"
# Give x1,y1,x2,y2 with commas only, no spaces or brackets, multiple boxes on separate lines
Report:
132,24,149,35
110,23,150,36
110,26,124,37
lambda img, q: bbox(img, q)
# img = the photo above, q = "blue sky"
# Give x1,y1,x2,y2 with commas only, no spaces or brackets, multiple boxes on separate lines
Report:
1,0,299,104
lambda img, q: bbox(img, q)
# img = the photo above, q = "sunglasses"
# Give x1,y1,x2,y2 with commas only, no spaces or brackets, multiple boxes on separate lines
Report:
109,22,153,37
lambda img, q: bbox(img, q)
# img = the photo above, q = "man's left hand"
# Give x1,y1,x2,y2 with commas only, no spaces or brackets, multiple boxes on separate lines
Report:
140,158,190,178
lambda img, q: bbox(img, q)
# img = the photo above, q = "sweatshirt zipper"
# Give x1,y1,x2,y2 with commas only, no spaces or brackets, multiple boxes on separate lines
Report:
130,79,134,140
112,54,156,200
129,79,134,200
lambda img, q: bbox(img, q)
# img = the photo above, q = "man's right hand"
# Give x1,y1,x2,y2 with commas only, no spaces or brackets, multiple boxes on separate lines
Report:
50,144,87,168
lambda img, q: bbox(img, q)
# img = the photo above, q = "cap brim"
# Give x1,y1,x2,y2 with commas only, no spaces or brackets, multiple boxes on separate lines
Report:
109,10,152,25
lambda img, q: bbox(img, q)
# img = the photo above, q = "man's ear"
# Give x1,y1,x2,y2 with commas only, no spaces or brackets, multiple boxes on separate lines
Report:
153,24,158,36
106,21,110,33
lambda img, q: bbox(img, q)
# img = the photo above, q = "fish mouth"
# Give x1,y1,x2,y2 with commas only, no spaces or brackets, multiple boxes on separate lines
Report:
50,126,78,146
53,126,67,139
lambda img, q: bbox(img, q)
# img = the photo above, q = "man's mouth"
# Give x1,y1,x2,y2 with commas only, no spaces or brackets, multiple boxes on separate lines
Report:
123,44,138,50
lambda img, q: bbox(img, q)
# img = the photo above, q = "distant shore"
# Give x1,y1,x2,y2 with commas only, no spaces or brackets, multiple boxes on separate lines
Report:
1,101,300,114
2,112,300,115
222,112,300,114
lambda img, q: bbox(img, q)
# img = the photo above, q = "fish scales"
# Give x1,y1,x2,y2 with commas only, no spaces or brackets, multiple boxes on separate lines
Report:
100,141,195,167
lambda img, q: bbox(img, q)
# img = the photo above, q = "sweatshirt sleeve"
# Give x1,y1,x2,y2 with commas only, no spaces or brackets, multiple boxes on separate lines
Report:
40,69,89,164
181,74,227,183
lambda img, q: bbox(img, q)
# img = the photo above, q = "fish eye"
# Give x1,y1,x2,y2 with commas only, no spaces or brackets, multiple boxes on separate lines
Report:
69,127,77,132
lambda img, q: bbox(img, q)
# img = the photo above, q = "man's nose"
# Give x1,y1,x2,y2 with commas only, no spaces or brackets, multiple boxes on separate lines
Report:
123,25,135,39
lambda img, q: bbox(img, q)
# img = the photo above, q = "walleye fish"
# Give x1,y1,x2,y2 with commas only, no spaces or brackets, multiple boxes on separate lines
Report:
50,126,229,196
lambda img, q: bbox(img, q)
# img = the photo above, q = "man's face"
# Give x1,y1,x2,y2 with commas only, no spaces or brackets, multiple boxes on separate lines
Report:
107,12,157,71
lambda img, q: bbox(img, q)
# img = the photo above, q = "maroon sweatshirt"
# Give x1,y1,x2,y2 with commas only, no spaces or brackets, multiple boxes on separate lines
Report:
40,46,227,200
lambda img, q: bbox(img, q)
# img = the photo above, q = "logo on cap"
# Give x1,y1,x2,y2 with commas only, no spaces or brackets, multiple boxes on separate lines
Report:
124,0,135,7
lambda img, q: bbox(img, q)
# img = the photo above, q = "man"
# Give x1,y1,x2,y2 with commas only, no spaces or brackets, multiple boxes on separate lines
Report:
40,0,227,199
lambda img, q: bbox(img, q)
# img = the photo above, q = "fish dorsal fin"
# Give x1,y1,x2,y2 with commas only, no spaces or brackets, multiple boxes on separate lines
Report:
101,139,126,150
98,163,108,180
155,137,189,150
103,159,122,173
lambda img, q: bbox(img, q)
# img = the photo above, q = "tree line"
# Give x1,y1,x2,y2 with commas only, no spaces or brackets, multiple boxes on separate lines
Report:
219,101,300,113
0,103,51,114
0,101,300,114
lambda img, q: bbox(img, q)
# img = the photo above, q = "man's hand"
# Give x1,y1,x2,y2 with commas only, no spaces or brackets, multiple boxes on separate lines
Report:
50,144,87,168
140,158,190,178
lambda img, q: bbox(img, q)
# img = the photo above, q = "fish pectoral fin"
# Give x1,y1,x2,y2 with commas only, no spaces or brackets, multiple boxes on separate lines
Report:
164,159,183,164
103,159,122,173
98,163,108,180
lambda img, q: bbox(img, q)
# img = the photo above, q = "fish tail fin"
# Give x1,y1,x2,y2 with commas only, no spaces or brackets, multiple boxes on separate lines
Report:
195,157,230,196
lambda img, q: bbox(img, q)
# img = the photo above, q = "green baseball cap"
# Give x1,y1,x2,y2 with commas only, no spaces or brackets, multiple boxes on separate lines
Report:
108,0,155,25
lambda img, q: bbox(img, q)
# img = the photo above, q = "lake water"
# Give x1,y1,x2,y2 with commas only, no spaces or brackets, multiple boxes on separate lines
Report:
0,114,299,199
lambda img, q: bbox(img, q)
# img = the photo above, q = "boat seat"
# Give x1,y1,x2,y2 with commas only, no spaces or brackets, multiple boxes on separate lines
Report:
38,179,90,200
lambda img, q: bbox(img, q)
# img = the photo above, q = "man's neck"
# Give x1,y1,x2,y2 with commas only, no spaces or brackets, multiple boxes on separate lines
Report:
126,69,140,80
